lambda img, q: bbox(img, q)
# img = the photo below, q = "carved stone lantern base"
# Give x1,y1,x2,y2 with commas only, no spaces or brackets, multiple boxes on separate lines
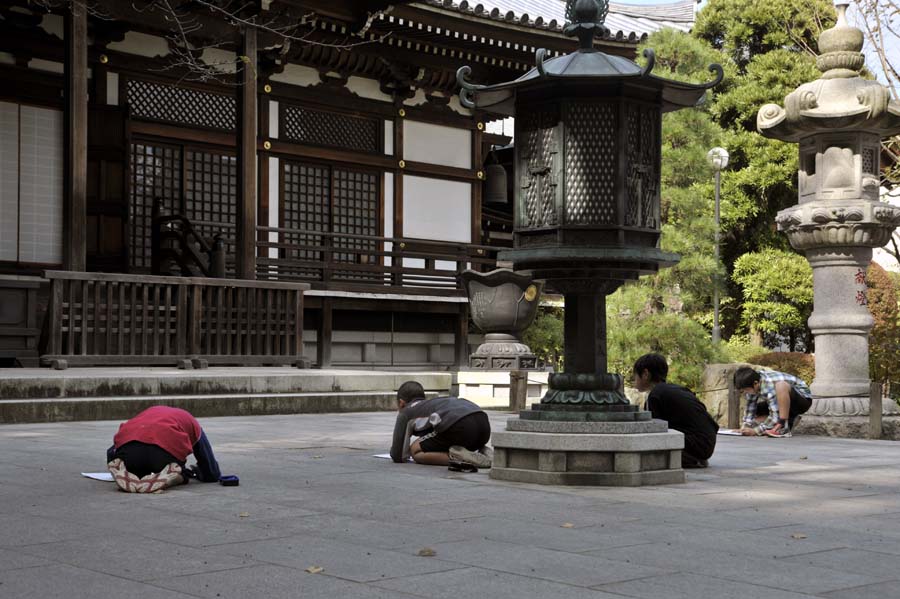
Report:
469,333,539,370
490,417,685,486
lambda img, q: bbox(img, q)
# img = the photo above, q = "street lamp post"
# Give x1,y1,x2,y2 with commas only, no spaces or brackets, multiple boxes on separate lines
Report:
706,147,729,344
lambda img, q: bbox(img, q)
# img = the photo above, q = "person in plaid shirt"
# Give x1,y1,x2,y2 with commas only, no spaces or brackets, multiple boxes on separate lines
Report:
733,367,812,438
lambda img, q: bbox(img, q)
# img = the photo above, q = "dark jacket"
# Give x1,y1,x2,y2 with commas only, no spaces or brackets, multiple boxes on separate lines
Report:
647,383,718,460
390,396,484,462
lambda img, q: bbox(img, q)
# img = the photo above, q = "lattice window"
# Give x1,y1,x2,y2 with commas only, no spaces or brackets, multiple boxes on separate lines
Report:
333,168,378,266
283,161,330,270
126,79,236,131
130,142,182,269
863,147,877,175
517,107,559,229
282,105,380,153
185,150,238,275
565,102,617,225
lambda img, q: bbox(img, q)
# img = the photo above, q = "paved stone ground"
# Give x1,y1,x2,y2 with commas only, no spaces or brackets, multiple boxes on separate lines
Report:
2,412,900,599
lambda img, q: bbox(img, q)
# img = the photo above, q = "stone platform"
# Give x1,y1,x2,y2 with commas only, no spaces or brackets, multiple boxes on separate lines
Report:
490,418,685,486
0,367,452,424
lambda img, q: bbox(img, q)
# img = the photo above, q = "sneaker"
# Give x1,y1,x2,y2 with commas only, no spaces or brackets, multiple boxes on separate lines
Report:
449,445,492,468
765,424,792,438
448,460,478,473
478,446,494,462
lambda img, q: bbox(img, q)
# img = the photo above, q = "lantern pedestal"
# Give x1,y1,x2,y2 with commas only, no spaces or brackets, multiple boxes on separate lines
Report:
490,418,685,486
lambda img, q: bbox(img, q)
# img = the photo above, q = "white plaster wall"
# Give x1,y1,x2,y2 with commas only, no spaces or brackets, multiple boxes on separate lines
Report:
107,72,119,106
18,106,63,264
448,95,474,117
384,120,394,156
268,158,280,261
0,102,19,261
108,32,170,58
200,48,237,74
384,172,394,267
270,64,319,87
345,76,393,102
28,59,64,74
402,175,471,243
269,100,279,139
403,120,472,169
403,89,428,107
39,14,64,40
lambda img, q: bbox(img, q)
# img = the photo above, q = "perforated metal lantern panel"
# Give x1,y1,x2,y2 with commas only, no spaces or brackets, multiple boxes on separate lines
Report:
126,79,236,132
564,102,617,225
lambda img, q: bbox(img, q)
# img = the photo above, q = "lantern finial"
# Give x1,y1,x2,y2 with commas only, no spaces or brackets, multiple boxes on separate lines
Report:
564,0,609,50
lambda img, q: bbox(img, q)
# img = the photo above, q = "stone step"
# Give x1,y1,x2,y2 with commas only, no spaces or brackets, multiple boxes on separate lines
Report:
0,368,451,399
0,390,400,424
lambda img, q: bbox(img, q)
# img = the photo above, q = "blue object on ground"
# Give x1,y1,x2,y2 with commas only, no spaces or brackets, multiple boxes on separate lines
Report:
219,474,240,486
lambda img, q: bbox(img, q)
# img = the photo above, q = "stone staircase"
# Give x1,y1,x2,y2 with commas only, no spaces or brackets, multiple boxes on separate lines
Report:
0,368,452,424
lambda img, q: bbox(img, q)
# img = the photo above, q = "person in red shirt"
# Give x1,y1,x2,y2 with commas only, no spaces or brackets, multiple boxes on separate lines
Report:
106,406,221,482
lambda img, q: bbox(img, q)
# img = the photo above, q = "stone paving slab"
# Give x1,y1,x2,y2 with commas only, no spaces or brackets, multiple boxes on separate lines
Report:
1,411,900,598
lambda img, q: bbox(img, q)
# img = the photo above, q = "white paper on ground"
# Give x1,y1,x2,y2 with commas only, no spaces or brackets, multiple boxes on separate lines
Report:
718,429,743,436
81,472,114,481
372,454,413,462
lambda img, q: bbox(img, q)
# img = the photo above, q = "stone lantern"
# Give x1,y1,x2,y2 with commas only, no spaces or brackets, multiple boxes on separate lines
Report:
757,2,900,432
457,0,722,485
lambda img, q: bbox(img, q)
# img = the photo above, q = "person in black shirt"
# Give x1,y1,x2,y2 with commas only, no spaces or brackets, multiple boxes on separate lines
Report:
632,353,719,469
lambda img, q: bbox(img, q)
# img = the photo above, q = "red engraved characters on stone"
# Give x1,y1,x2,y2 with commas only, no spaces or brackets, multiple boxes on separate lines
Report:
854,269,867,285
856,290,868,306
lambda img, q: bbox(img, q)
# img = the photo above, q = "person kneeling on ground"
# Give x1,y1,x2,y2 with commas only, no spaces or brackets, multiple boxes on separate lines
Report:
633,353,719,469
734,366,812,438
106,406,222,492
390,381,492,468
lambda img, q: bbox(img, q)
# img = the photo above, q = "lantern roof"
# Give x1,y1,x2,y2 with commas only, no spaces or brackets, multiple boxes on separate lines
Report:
758,3,900,142
457,0,722,116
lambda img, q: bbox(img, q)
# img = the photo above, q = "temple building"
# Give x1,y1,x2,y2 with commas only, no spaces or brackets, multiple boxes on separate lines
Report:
0,0,696,369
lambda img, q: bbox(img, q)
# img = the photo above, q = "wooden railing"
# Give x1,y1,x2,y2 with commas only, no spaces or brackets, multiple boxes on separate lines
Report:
43,271,309,367
256,226,499,294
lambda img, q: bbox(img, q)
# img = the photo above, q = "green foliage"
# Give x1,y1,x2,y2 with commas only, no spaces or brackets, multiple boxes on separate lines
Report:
521,306,564,371
746,352,815,386
732,249,813,350
633,1,833,344
606,284,726,391
693,0,834,70
722,334,767,363
867,262,900,384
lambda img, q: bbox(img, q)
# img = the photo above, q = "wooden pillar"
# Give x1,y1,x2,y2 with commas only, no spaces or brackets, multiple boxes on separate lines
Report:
509,370,527,412
454,303,469,369
64,4,88,272
236,27,258,279
316,299,333,369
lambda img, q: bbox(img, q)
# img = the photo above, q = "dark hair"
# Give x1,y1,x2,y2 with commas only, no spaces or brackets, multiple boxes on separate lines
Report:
733,366,761,389
633,353,668,383
397,380,425,403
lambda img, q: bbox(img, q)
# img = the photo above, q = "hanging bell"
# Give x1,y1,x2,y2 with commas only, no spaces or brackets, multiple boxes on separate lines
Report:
484,160,508,205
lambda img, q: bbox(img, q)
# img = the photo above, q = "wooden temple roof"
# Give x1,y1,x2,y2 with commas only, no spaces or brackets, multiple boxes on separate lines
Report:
410,0,697,42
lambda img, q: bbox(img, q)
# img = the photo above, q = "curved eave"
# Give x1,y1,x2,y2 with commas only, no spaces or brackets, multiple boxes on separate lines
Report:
759,104,900,143
464,72,715,116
